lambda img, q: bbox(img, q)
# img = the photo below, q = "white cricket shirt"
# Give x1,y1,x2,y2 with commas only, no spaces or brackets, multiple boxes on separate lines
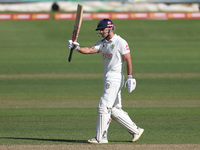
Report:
94,34,130,82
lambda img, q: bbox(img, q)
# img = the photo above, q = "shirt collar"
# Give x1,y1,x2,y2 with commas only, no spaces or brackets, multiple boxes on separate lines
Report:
106,34,117,42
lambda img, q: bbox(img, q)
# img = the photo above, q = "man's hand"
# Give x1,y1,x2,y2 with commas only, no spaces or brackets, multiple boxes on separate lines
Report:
125,75,136,93
68,40,80,51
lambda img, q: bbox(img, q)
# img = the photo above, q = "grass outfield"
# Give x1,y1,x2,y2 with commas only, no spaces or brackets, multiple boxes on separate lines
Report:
0,19,200,147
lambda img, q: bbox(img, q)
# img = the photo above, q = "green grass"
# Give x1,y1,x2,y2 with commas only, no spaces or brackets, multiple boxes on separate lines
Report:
0,77,199,102
0,20,200,74
0,19,200,145
0,108,199,144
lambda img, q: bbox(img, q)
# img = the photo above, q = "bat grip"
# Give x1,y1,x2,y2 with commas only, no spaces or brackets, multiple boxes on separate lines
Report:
68,45,75,62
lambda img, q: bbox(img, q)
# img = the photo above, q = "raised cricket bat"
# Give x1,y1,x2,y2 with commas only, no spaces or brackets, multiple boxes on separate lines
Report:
68,4,83,62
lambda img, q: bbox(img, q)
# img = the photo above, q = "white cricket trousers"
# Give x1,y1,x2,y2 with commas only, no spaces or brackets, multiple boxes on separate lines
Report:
95,78,139,142
95,79,123,142
99,79,124,109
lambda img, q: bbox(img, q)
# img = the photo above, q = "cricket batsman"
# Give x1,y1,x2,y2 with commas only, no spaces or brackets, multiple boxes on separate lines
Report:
68,19,144,144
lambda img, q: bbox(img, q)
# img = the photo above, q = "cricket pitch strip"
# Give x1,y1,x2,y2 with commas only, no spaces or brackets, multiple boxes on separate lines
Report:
0,144,200,150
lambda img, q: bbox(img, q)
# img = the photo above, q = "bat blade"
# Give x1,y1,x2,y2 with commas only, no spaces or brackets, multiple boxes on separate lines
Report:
68,4,83,62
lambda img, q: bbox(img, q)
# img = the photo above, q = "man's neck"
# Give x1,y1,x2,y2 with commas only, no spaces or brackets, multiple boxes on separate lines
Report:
106,32,115,41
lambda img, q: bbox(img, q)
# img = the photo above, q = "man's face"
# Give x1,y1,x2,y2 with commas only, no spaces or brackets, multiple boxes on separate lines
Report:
100,28,109,38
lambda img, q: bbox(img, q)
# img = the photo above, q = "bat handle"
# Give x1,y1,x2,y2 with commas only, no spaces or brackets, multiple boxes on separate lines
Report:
68,45,75,62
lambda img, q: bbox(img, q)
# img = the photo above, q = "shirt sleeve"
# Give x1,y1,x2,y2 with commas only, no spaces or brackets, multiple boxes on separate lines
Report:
118,39,131,55
94,40,102,53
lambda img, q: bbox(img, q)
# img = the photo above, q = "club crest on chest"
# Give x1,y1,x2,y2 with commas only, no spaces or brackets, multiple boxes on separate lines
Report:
105,82,110,89
103,43,114,49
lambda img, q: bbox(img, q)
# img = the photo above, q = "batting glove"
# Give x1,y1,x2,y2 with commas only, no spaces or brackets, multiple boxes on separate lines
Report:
68,40,80,51
125,75,136,93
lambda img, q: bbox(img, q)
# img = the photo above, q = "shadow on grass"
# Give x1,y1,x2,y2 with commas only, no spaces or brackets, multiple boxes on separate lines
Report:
0,137,87,143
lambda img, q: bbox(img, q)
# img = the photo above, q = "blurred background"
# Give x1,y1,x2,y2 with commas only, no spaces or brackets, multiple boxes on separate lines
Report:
0,0,199,12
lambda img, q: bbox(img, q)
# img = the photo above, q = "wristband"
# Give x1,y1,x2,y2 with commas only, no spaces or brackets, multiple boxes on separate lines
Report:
75,45,80,51
127,75,132,79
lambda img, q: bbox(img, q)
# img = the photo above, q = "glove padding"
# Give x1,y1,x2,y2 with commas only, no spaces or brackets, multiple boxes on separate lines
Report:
125,75,136,93
68,40,80,51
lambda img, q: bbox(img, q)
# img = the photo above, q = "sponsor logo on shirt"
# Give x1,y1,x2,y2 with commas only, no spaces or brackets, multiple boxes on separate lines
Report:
102,53,113,59
126,45,130,50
